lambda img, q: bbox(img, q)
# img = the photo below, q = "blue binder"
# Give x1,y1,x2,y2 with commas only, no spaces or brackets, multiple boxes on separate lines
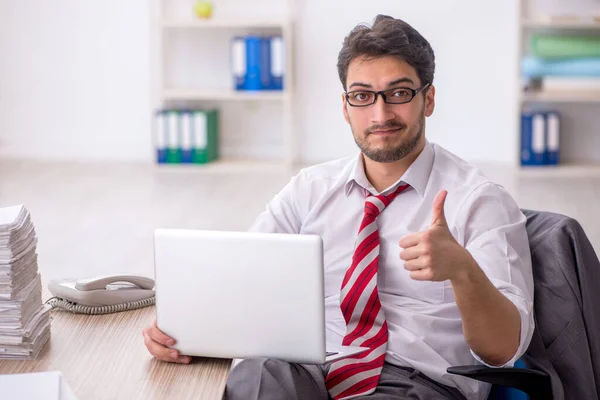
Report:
244,36,262,91
260,37,272,90
155,110,167,164
521,111,546,166
269,36,284,90
180,110,194,164
231,37,246,90
544,111,560,165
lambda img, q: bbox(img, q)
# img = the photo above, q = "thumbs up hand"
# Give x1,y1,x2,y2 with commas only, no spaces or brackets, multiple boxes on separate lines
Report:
399,190,475,282
430,189,450,229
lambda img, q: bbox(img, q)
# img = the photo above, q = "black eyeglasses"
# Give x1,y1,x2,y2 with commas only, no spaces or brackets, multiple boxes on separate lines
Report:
345,83,430,107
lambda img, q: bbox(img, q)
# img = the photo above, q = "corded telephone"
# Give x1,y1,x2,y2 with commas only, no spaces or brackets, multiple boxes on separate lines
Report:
46,275,156,315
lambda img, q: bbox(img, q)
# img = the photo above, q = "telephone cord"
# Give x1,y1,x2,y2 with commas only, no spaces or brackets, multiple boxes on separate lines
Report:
45,296,155,315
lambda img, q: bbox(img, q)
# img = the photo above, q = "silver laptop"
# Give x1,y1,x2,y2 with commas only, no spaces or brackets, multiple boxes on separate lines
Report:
153,229,368,364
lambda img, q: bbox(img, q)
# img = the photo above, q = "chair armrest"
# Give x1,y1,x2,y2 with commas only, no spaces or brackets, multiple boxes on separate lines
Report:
447,365,552,400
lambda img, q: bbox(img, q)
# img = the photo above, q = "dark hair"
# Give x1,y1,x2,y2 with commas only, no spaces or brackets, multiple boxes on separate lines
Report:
337,15,435,91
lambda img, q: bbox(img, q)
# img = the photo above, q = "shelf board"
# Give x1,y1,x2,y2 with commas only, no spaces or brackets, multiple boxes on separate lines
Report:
522,19,600,29
161,18,289,29
153,158,295,174
162,89,289,101
521,90,600,103
518,164,600,178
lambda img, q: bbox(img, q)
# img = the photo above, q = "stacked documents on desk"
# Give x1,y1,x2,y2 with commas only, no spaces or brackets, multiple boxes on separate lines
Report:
0,204,51,359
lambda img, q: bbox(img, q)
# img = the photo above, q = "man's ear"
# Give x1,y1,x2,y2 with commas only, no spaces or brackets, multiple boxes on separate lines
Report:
425,85,435,117
342,93,350,124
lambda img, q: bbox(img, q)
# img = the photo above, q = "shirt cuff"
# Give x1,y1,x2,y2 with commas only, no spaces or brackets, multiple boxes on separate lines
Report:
470,292,534,368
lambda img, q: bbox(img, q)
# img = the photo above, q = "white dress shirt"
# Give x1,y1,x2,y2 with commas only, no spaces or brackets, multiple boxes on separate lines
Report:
249,141,535,400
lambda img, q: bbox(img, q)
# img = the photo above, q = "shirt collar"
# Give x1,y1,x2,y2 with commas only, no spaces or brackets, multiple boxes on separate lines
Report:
344,140,434,197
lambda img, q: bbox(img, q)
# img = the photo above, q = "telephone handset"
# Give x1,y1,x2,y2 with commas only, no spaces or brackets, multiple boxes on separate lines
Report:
73,275,154,294
47,274,156,315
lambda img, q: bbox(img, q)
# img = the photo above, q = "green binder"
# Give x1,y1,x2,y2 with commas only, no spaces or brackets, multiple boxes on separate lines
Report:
531,35,600,59
192,109,219,164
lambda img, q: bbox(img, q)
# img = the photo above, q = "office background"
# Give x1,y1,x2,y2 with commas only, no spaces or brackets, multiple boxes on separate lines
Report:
1,0,600,282
0,0,525,165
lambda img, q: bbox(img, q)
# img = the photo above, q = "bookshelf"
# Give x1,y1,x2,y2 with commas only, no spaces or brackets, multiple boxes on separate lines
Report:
162,89,290,101
518,0,600,174
518,163,600,178
521,90,600,104
522,19,600,30
150,1,296,171
153,157,289,174
161,18,289,29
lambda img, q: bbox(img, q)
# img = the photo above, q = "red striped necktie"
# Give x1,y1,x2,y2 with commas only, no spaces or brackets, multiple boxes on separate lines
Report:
326,183,410,399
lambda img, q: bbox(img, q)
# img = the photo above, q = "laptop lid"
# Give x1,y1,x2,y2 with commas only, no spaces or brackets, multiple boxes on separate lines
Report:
153,229,327,364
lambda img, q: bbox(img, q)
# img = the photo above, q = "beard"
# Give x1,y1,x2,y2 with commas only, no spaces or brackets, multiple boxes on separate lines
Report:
352,107,425,163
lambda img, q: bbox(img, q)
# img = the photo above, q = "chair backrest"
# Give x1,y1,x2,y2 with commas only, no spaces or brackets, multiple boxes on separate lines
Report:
517,209,600,400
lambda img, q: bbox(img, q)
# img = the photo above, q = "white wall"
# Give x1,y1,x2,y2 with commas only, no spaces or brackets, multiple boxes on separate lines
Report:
0,0,152,162
295,0,520,165
0,0,520,165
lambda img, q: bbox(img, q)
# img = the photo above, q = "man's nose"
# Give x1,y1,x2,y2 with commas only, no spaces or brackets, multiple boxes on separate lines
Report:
371,94,395,124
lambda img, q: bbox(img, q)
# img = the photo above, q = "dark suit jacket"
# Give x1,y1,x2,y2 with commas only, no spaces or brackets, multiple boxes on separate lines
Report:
521,209,600,400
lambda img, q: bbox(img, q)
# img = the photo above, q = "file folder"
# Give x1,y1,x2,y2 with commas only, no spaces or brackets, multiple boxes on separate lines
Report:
270,36,284,90
155,111,167,164
192,111,208,164
231,37,246,91
545,111,560,165
191,110,219,164
244,36,262,91
521,111,546,166
154,109,219,165
231,35,285,91
207,109,219,162
180,111,193,164
166,111,181,164
260,37,272,90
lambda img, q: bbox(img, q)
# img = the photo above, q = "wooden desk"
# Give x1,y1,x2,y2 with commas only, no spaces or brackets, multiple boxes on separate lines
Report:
0,306,232,400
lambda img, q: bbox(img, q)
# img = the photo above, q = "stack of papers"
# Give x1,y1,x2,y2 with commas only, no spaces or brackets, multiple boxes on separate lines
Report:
0,205,51,359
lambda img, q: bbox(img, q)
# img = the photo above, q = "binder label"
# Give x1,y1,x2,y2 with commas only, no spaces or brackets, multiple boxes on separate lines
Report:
181,112,192,151
232,38,246,76
532,114,545,154
271,37,284,77
194,112,208,149
168,112,179,149
547,114,560,152
156,112,167,149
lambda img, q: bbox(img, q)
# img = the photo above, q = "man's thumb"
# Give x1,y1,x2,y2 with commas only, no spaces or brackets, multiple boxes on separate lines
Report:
431,190,448,227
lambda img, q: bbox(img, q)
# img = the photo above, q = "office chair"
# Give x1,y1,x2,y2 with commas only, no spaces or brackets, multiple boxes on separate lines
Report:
448,209,600,400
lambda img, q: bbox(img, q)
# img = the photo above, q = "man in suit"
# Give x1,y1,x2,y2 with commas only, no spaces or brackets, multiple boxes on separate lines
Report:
143,15,534,400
